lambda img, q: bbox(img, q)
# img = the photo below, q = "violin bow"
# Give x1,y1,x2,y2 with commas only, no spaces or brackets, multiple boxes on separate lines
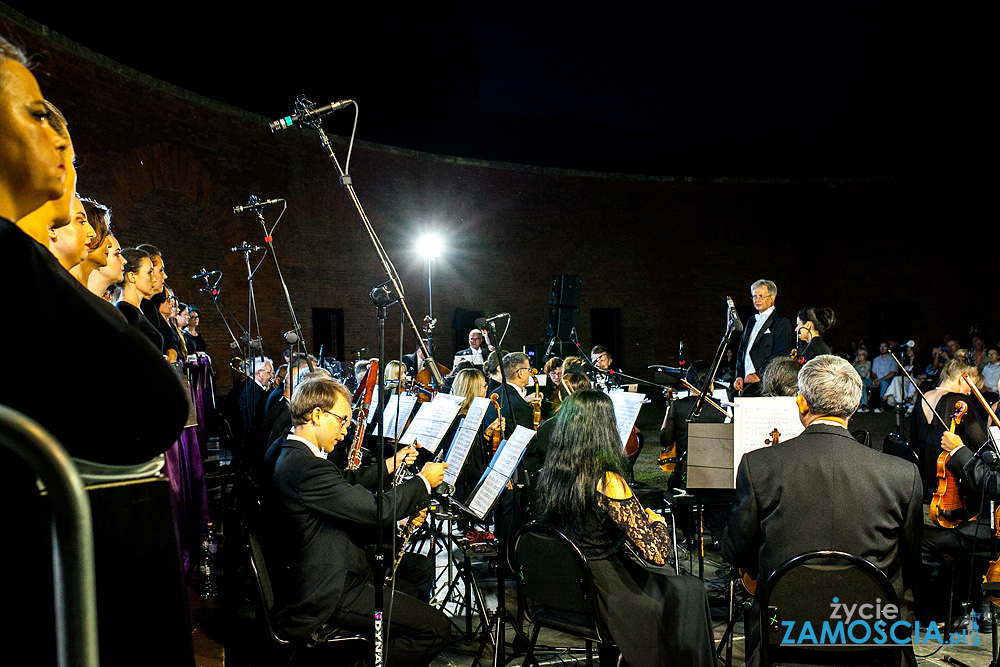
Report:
960,372,1000,430
888,350,949,430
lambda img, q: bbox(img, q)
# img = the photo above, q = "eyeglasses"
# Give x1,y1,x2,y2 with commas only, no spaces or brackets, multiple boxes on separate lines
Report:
751,293,770,301
322,410,351,428
517,367,531,374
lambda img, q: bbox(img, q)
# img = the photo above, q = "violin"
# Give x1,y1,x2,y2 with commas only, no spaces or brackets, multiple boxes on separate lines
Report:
347,360,379,471
930,400,976,528
658,387,679,473
530,370,542,429
489,393,503,455
625,425,643,465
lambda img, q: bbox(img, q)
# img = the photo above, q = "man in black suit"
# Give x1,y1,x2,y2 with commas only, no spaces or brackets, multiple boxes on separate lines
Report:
265,377,451,666
734,279,795,397
722,355,921,665
456,328,491,365
484,351,542,439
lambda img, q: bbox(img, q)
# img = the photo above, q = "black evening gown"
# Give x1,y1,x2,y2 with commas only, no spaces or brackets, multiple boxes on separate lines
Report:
564,495,717,667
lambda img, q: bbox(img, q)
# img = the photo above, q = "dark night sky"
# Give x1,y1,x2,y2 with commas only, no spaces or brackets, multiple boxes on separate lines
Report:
6,2,998,176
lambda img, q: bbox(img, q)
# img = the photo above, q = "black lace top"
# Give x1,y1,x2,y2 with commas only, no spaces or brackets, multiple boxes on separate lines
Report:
574,493,672,565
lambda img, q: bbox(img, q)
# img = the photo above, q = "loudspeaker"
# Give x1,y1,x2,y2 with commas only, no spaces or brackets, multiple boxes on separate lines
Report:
547,275,581,339
548,275,581,309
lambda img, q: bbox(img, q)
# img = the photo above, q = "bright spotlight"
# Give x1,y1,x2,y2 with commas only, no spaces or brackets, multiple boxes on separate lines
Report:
416,233,443,259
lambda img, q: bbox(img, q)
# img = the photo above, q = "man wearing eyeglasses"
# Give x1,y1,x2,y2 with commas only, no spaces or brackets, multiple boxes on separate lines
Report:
457,328,493,366
484,351,542,439
266,376,451,666
734,279,795,397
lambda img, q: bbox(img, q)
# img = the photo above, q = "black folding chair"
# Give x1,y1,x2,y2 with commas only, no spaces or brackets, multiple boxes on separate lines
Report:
242,514,368,665
756,550,905,667
513,522,619,667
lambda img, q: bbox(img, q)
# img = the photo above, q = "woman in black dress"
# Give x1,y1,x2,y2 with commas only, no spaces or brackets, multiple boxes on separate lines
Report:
794,306,835,362
536,389,716,667
116,247,163,350
182,305,207,353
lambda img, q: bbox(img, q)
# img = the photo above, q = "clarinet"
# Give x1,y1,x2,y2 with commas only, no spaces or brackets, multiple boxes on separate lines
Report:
386,441,444,582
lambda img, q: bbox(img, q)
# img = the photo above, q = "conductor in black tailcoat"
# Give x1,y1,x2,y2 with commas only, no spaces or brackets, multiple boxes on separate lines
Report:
722,355,921,666
734,278,795,397
265,377,451,666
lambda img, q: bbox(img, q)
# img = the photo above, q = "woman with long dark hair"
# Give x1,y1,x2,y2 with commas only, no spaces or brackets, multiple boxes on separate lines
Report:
536,389,716,667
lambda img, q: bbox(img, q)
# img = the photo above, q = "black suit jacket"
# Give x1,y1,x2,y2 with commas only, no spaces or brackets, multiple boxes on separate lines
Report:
735,309,795,380
485,382,535,439
722,423,922,595
265,438,430,642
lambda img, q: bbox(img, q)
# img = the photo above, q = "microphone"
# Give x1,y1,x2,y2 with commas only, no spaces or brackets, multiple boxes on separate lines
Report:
474,313,508,327
231,244,265,253
190,268,220,280
544,337,556,360
233,198,284,214
269,100,353,132
726,296,744,333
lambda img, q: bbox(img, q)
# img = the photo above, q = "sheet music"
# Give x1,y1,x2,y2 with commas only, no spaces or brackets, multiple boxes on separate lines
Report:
733,396,804,483
465,425,535,519
372,393,418,440
608,389,645,448
365,385,379,424
444,397,490,486
398,393,464,452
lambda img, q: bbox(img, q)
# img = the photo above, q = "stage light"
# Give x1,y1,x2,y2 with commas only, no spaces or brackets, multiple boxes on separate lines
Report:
416,233,443,259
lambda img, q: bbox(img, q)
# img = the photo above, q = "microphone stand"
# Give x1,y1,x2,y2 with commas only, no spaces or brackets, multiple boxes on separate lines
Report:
193,270,244,355
292,96,446,389
369,280,399,667
241,200,313,371
689,310,741,423
235,243,266,462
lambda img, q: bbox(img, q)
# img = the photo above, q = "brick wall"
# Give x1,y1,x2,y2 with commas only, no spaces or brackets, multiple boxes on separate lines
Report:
4,14,996,394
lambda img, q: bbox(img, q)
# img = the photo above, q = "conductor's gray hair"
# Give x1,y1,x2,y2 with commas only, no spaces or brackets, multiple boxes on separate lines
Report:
750,279,777,298
797,355,862,419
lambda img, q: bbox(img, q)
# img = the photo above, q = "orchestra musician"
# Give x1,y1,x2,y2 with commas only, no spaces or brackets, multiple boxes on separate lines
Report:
658,361,726,491
456,328,491,365
264,377,451,666
722,355,921,667
928,427,1000,624
913,360,995,624
483,352,542,440
733,279,794,397
590,345,620,389
536,389,717,667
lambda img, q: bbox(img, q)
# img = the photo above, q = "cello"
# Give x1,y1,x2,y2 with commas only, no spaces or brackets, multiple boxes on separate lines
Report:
412,315,450,402
929,400,974,528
